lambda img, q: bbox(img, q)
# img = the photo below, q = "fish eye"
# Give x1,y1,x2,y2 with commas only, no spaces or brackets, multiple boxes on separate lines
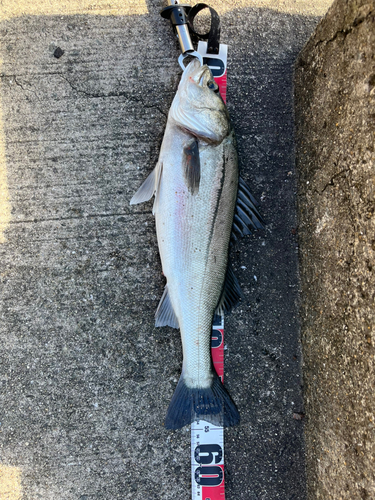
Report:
207,80,219,92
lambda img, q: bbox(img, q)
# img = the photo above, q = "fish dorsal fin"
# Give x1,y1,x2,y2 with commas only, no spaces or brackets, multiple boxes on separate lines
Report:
155,285,179,329
215,264,243,315
231,177,265,239
129,162,162,209
183,139,200,194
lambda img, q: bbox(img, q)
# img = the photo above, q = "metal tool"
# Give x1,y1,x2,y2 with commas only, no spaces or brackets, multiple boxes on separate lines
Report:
160,0,203,69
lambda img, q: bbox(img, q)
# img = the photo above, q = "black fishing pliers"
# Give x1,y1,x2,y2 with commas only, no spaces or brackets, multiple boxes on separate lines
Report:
160,0,221,69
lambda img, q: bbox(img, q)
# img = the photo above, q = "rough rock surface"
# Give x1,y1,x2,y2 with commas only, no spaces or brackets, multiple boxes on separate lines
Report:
295,0,375,498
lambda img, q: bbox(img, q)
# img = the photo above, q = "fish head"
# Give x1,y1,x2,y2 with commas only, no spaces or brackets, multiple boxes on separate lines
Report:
170,59,229,144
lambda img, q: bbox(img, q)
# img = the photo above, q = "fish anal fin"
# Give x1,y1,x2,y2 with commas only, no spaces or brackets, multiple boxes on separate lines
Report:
215,264,243,315
183,139,200,195
155,285,179,329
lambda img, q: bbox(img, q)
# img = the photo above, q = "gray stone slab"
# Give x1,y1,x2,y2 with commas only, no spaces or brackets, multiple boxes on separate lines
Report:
295,0,375,498
0,3,323,498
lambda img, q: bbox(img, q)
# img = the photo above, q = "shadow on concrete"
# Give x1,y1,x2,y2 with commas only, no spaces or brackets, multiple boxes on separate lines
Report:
0,4,321,499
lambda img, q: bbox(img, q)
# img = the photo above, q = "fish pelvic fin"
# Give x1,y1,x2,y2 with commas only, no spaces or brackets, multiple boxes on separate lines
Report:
129,162,163,211
155,285,179,329
164,372,240,429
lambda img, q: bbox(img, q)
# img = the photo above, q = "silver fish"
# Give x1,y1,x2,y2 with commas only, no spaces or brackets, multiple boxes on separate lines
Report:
130,60,264,429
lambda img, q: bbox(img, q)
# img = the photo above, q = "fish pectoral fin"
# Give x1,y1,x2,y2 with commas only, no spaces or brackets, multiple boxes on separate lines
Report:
215,264,243,315
183,139,200,194
155,285,179,329
152,162,163,216
231,177,265,238
130,164,160,205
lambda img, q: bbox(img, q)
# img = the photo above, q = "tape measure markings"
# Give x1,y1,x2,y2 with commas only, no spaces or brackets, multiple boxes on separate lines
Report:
191,41,228,500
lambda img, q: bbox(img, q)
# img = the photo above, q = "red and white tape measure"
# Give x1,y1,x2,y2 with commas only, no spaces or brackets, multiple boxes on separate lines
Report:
191,42,228,500
198,41,228,104
191,314,225,500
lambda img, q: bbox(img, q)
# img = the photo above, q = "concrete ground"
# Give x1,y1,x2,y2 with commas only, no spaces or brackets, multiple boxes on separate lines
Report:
0,1,331,499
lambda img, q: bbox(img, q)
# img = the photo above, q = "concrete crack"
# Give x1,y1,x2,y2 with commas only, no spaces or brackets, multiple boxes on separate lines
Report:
321,168,350,193
60,74,168,117
13,76,25,91
9,212,133,224
314,7,375,47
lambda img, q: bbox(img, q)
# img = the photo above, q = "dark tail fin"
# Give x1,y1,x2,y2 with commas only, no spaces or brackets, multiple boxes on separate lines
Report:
164,372,240,429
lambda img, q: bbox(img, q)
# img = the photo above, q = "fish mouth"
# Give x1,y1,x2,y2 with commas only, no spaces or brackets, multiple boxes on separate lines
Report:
193,66,211,86
186,60,213,86
193,66,219,90
181,60,219,92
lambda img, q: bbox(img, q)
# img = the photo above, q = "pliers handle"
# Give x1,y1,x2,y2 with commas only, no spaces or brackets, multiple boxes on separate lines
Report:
161,1,203,69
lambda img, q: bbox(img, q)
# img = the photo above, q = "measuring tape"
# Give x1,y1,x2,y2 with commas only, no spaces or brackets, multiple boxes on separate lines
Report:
197,41,227,104
191,41,228,500
191,313,225,500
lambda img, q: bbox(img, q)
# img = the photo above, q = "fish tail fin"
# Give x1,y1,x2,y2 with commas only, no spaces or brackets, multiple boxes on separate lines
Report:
164,372,240,429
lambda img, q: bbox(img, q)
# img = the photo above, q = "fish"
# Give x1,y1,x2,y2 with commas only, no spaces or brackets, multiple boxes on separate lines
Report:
130,59,264,429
